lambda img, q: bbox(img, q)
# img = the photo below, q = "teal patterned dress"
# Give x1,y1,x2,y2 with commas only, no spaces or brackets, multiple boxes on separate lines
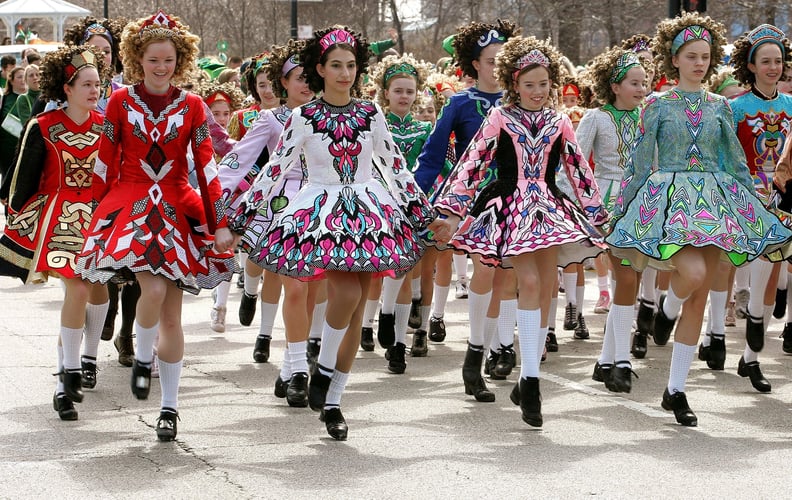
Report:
606,89,792,271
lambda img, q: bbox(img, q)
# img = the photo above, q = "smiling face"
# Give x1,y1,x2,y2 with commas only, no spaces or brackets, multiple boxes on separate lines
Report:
612,66,647,110
515,65,551,111
384,75,417,117
672,39,711,88
748,42,784,91
255,71,279,108
281,66,313,107
140,39,177,94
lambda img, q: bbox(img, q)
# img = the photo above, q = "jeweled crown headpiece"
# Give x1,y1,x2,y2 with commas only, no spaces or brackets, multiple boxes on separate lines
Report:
631,38,650,54
513,49,550,80
139,10,178,40
65,49,98,83
319,29,357,57
747,24,786,61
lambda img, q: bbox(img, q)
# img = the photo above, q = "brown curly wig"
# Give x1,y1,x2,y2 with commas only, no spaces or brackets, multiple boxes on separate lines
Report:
63,16,126,76
267,40,307,98
706,66,745,95
39,44,107,103
197,80,245,111
119,11,200,84
495,35,562,105
621,34,653,58
453,19,519,80
301,25,370,95
731,25,792,87
371,53,431,110
586,46,648,105
652,12,726,83
243,52,272,103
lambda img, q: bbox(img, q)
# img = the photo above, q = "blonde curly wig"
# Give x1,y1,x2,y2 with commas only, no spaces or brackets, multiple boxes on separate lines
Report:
63,16,126,75
197,80,245,111
120,11,200,84
652,12,726,83
371,53,431,109
731,25,792,86
495,35,563,105
585,46,649,105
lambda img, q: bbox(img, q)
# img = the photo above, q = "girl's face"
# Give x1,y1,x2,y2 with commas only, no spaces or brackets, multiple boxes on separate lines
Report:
209,100,231,128
140,40,177,93
748,42,783,90
25,66,40,91
611,66,647,110
317,47,357,97
672,39,711,86
255,71,278,108
414,102,436,124
516,65,551,111
778,68,792,95
64,66,101,111
11,68,26,93
281,66,313,106
384,75,417,117
472,43,501,90
86,34,113,68
561,93,579,109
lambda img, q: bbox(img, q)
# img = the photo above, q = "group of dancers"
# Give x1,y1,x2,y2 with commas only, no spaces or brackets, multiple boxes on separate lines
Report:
1,8,792,442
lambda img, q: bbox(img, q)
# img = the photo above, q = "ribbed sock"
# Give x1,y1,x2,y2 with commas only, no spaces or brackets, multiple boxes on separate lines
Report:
498,299,517,347
324,370,350,409
748,259,773,318
599,309,616,365
468,290,492,346
667,342,696,394
563,273,577,306
259,302,278,338
517,309,542,378
83,301,110,359
663,284,688,320
244,268,260,296
158,358,182,410
134,321,158,365
708,290,728,337
317,322,346,374
381,277,404,315
394,303,410,345
279,348,292,381
309,301,327,340
60,325,83,371
641,268,657,304
611,304,634,365
419,305,431,331
485,317,499,353
288,341,308,375
431,284,450,318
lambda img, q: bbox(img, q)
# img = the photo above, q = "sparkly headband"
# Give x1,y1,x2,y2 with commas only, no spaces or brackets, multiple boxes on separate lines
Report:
139,10,178,40
82,23,112,46
204,91,230,107
631,38,650,54
715,75,740,94
252,53,271,77
281,54,300,76
747,24,786,62
513,49,550,79
319,29,357,57
562,84,580,97
384,62,418,84
671,25,712,55
610,52,642,83
473,29,506,57
65,49,98,83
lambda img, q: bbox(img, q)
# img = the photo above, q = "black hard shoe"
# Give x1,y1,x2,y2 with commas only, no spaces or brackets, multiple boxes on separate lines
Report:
783,323,792,354
636,298,655,338
661,388,697,427
409,297,422,329
388,342,407,374
238,292,257,326
745,315,764,353
493,345,516,378
462,345,495,402
114,333,135,367
428,316,446,342
236,272,245,289
573,313,590,340
360,327,375,352
320,407,348,441
545,329,559,352
774,288,787,319
737,356,771,393
286,372,309,407
563,303,578,330
130,359,151,400
592,361,613,383
156,408,179,441
377,312,396,348
60,369,84,403
411,330,428,357
274,375,289,398
485,350,501,379
81,359,97,389
513,377,542,427
307,339,321,370
605,363,636,393
308,366,333,411
53,392,78,421
101,324,114,342
253,335,271,363
652,295,676,346
706,334,726,371
631,331,648,359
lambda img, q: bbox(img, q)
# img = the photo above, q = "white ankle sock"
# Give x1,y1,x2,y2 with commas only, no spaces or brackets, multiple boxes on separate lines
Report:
134,321,158,365
158,358,183,410
288,341,308,374
83,301,110,359
309,301,327,340
324,370,350,409
517,309,542,378
431,284,450,318
468,290,492,346
317,322,346,375
667,342,696,394
258,302,279,338
279,348,292,381
394,303,410,345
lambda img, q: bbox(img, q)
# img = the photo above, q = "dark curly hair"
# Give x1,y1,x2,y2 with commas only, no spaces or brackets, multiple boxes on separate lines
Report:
39,44,107,103
243,51,272,103
652,12,726,83
621,34,653,57
301,25,370,95
495,35,562,105
453,19,519,80
268,39,306,98
731,25,792,87
63,16,126,75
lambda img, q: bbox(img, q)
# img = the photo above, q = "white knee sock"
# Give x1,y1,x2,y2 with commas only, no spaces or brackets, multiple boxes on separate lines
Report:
362,299,379,328
244,268,260,296
708,291,728,337
56,345,65,393
517,308,542,378
309,300,327,340
419,305,431,331
498,299,517,347
213,280,232,308
158,358,182,410
667,342,696,394
486,317,499,353
641,268,657,304
778,266,788,291
381,277,403,315
83,301,110,361
453,254,468,281
134,321,158,365
324,370,350,409
663,284,688,320
431,284,450,318
411,277,421,300
60,325,83,371
748,259,773,318
597,275,608,293
735,265,750,292
258,302,279,338
548,297,558,331
279,348,292,381
394,303,410,345
317,322,346,376
764,304,774,334
611,304,634,365
599,310,615,365
537,326,548,364
576,285,585,312
288,341,308,374
468,290,492,346
563,272,577,305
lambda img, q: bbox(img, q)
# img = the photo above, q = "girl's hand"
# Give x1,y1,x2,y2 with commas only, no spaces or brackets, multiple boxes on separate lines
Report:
213,227,237,253
428,214,460,244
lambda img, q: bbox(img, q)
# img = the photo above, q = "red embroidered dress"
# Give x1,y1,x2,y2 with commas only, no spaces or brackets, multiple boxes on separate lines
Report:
76,84,233,293
0,109,103,283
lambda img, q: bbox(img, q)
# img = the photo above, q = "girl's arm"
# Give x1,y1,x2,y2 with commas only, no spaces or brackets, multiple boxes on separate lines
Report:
6,119,45,212
558,113,607,225
574,108,598,162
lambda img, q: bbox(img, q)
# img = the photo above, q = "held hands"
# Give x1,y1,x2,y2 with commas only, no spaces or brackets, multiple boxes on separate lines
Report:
213,227,238,253
428,214,461,244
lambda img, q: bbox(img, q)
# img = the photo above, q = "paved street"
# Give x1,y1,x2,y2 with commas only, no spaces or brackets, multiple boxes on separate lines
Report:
1,268,791,499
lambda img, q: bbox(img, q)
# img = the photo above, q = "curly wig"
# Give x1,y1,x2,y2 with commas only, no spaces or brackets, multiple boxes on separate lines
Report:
495,35,563,105
706,66,744,95
621,33,653,57
731,26,792,86
243,52,272,103
301,25,370,95
197,80,245,112
267,40,307,98
39,44,107,103
63,16,126,75
453,19,519,80
370,53,431,109
120,11,200,84
652,12,726,83
586,46,648,105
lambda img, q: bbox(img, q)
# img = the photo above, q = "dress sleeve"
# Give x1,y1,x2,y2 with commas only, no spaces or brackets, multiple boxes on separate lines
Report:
92,93,123,205
718,98,754,191
190,97,227,232
372,106,434,228
414,97,458,193
7,119,45,212
229,111,304,234
433,107,501,218
575,108,598,162
558,113,608,225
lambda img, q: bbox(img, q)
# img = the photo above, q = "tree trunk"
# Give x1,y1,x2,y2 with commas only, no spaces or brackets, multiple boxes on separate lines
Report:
389,0,404,53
